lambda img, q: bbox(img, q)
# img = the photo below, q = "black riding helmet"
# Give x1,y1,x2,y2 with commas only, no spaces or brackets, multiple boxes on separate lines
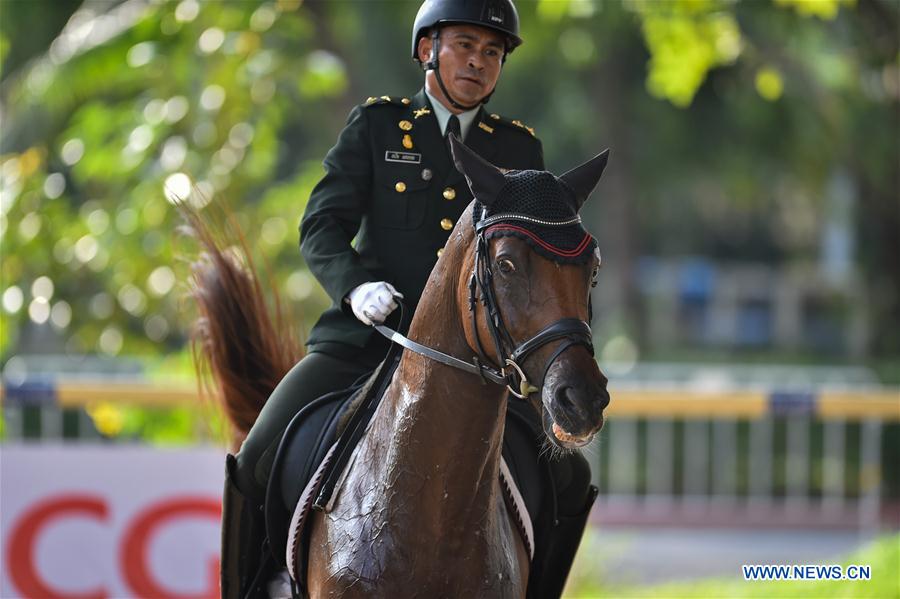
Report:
411,0,522,60
411,0,522,110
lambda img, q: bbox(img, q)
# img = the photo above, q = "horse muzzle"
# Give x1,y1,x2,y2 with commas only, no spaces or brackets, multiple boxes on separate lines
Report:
540,350,609,449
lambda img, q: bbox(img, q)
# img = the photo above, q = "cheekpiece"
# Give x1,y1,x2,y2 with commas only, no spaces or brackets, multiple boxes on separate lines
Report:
473,170,597,265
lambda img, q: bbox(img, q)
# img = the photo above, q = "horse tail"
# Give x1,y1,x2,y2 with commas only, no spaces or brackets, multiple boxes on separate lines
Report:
181,202,303,450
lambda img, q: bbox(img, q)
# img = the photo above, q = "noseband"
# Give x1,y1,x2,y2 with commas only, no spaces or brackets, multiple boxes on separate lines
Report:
375,209,594,399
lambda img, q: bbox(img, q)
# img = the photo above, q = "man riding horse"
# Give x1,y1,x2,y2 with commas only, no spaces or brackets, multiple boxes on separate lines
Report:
222,1,597,597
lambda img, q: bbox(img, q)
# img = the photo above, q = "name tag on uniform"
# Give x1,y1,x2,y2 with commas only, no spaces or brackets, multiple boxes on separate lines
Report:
385,151,421,164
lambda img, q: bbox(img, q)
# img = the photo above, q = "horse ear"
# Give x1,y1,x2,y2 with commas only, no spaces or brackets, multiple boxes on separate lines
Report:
559,149,610,210
449,133,506,207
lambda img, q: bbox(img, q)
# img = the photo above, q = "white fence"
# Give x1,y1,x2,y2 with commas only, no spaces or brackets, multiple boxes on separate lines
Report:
2,379,898,531
593,387,898,531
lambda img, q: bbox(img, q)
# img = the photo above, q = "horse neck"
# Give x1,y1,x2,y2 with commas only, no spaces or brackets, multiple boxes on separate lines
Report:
368,231,509,523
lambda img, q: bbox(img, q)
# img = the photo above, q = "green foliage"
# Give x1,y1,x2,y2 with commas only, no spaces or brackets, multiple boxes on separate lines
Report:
1,0,897,404
116,405,224,445
1,1,338,360
631,0,742,107
775,0,856,21
78,401,225,445
0,31,9,72
565,532,900,598
628,0,858,108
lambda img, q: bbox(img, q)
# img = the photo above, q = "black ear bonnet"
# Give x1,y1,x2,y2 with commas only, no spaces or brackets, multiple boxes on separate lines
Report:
473,170,597,265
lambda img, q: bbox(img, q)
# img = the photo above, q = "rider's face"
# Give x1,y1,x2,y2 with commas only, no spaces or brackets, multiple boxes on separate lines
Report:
419,24,505,112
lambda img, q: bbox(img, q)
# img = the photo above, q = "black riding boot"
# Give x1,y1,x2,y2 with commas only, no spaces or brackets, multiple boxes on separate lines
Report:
528,484,598,599
527,444,598,599
221,454,272,599
528,485,597,599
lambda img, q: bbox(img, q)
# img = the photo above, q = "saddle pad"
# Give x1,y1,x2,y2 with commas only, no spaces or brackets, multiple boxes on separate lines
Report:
500,457,535,560
264,384,362,569
285,441,338,582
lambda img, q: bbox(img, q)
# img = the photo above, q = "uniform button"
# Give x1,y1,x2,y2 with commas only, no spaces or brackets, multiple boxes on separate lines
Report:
443,187,456,200
436,248,444,258
395,181,406,192
440,218,453,231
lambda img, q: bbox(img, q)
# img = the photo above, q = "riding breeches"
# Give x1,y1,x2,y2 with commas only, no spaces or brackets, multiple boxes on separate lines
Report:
234,345,384,506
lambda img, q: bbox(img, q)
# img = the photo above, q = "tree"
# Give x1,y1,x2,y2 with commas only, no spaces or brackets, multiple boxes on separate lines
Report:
1,0,896,368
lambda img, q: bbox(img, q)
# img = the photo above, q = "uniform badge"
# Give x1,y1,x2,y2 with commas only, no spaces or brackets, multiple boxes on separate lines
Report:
385,151,421,164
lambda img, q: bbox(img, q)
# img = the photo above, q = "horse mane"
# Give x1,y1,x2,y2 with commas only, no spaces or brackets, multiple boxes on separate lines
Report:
179,201,303,450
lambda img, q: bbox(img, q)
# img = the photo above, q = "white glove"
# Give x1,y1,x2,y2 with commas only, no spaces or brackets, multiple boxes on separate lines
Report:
347,281,403,326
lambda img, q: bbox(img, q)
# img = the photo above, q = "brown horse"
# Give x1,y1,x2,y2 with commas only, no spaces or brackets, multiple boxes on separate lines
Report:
189,137,610,598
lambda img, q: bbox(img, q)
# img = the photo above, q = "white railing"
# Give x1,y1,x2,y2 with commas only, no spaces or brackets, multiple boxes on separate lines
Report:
2,379,897,531
595,387,898,531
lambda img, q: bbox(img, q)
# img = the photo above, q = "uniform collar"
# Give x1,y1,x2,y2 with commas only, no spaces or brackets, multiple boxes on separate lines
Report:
410,89,500,182
424,88,480,141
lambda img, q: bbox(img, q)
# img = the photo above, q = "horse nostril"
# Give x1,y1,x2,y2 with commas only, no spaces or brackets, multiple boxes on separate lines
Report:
550,380,610,434
597,388,611,412
553,385,578,414
553,385,596,427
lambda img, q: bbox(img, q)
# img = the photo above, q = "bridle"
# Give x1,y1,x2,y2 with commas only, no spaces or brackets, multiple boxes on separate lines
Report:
375,206,595,399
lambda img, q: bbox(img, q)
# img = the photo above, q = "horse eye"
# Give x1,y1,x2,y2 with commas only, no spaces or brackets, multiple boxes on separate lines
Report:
497,258,516,274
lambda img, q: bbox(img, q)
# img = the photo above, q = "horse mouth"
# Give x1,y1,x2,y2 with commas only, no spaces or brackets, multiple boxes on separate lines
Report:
551,422,594,448
542,405,599,449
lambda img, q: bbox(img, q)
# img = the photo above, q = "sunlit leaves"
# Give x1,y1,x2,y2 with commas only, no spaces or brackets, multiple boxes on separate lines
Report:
0,30,9,71
632,0,742,107
629,0,862,108
774,0,855,20
2,0,325,361
2,0,897,368
537,0,572,22
537,0,597,21
755,66,784,101
298,50,348,99
559,28,596,67
86,401,125,436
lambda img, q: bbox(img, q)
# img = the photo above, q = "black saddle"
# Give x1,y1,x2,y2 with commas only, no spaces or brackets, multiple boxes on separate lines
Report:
263,352,403,595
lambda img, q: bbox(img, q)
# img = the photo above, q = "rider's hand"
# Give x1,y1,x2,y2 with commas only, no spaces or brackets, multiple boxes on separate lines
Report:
347,281,403,326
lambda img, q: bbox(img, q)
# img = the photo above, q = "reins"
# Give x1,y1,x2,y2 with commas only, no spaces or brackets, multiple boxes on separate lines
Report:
373,206,594,399
374,322,508,385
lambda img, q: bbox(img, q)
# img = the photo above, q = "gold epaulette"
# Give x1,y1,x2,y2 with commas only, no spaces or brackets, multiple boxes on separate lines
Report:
362,95,412,108
487,113,536,137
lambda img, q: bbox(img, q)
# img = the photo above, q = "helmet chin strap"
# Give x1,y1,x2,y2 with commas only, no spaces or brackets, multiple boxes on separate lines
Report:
425,29,497,112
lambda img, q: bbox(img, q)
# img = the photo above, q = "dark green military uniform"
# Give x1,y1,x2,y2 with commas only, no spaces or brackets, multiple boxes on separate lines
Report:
234,88,544,503
301,88,544,351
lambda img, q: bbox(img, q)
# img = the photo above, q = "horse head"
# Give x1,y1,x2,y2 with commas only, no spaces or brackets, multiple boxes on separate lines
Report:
449,135,611,450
